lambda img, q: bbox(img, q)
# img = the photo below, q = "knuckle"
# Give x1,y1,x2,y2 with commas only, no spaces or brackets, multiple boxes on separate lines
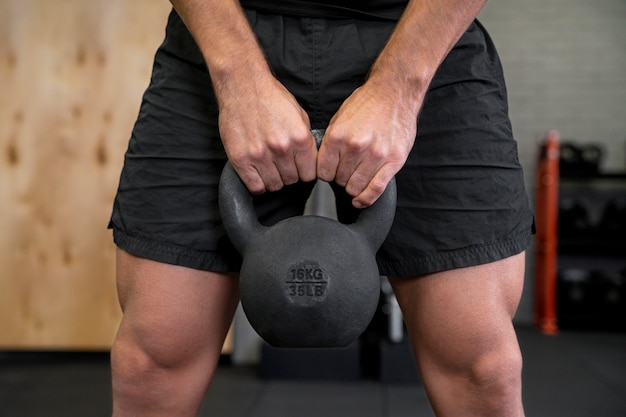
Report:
323,129,347,149
299,167,317,183
266,179,284,192
248,183,266,195
246,146,267,164
389,150,409,167
346,173,368,194
370,145,390,161
282,171,299,186
227,150,247,168
345,138,368,154
318,170,333,182
293,131,314,148
316,159,337,182
267,139,290,157
242,174,266,195
368,178,388,197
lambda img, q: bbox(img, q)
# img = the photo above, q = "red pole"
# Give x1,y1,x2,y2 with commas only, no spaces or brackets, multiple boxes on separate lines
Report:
534,129,560,335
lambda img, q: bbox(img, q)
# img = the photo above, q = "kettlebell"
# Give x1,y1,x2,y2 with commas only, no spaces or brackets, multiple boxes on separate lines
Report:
219,133,397,348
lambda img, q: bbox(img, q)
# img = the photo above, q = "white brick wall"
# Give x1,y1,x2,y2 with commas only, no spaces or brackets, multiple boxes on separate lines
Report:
479,0,626,322
480,0,625,170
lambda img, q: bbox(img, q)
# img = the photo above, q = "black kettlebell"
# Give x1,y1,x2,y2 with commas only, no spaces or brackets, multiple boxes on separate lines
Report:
219,132,397,348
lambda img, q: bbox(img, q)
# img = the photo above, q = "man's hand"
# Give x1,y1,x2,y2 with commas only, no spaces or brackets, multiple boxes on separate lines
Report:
217,74,317,194
317,0,487,208
171,0,317,194
317,78,419,208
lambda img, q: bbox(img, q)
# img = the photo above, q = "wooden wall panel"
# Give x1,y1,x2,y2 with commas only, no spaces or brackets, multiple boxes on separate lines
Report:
0,0,172,349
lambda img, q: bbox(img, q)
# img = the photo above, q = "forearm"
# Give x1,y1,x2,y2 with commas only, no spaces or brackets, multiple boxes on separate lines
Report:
169,0,273,105
169,1,317,193
368,0,487,110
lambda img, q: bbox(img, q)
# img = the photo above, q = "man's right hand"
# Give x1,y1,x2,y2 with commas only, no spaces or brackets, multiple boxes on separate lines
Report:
217,73,317,194
170,0,317,194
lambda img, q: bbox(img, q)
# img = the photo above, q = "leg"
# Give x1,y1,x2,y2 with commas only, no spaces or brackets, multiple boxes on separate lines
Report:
111,249,239,417
389,252,526,417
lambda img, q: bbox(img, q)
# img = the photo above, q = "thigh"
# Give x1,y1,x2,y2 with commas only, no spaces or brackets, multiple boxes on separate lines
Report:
390,252,527,417
111,249,240,415
114,249,240,366
389,252,525,374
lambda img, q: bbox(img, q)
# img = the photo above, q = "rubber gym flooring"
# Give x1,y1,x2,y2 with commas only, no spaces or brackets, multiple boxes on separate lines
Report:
1,326,625,417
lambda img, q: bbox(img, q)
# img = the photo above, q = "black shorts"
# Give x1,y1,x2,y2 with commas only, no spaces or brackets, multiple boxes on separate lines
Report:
109,9,534,277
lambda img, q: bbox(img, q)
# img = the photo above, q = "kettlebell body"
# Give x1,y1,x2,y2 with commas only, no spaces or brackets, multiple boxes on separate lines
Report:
239,215,382,347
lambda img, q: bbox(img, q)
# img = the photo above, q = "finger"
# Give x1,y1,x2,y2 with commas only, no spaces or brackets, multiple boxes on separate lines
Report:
270,129,316,185
233,164,267,195
238,158,284,194
335,153,368,188
343,141,387,196
259,163,285,192
273,156,299,186
317,145,340,183
294,138,318,183
318,128,349,182
323,130,372,187
344,164,376,198
351,165,395,208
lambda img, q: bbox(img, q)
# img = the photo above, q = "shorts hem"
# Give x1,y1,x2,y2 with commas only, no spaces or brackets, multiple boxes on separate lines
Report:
112,229,236,273
112,227,533,277
378,228,533,277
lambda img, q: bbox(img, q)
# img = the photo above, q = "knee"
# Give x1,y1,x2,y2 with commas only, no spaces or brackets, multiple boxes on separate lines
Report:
467,345,524,405
110,332,215,416
418,339,525,416
111,331,194,378
110,337,155,411
111,337,158,387
111,334,186,393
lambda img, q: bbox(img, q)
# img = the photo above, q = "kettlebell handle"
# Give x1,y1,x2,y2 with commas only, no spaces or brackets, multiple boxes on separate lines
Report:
218,162,266,254
218,130,397,254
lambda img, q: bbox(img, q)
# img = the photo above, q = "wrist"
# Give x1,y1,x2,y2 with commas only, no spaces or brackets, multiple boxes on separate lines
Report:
209,50,274,108
366,63,430,115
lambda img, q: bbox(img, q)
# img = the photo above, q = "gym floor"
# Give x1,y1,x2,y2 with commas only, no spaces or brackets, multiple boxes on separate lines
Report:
1,326,625,417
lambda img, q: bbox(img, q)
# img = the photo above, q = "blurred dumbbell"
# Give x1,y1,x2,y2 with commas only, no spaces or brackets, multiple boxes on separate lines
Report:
558,268,591,304
559,142,582,175
598,197,626,239
559,142,603,175
579,144,603,174
598,271,623,307
558,198,592,238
